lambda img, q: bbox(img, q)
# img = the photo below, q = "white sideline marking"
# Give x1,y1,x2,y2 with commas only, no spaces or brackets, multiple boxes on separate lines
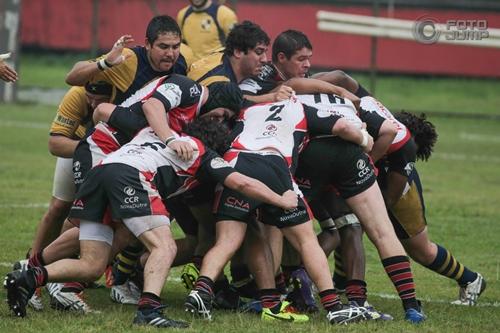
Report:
0,120,48,130
0,262,13,267
372,292,500,308
459,133,500,143
0,203,49,209
434,152,500,164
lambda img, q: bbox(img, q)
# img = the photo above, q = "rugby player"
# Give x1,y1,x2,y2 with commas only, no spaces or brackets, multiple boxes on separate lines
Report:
364,100,487,306
65,15,193,104
16,81,112,311
294,93,425,323
4,117,298,327
239,29,392,316
184,96,376,324
177,0,237,60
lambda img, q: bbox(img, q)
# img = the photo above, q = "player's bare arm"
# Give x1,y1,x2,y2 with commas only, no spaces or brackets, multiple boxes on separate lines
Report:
65,35,134,86
142,97,195,161
223,172,298,210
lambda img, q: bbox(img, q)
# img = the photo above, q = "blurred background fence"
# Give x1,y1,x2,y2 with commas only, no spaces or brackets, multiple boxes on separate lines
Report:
1,0,500,104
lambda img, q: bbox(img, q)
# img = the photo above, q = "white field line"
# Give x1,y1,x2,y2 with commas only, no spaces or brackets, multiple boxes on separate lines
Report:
371,292,500,308
434,152,500,163
0,120,48,130
459,132,500,143
0,203,49,209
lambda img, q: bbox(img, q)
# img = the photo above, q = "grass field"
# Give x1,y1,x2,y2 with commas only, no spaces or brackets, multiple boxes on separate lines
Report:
17,52,500,115
0,99,499,332
2,53,500,331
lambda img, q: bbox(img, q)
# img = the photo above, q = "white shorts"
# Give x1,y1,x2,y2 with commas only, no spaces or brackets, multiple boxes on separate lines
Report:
123,215,171,238
52,157,75,202
79,220,114,246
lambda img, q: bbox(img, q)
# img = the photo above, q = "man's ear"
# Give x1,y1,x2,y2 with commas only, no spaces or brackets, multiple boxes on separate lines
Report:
233,49,243,60
277,52,288,63
145,38,151,51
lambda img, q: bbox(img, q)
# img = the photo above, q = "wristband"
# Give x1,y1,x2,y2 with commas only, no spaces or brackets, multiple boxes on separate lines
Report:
360,129,369,148
165,136,176,146
97,58,112,71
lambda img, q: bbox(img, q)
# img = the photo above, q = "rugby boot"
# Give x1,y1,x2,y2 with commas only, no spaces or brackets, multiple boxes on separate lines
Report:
134,305,189,328
261,301,309,323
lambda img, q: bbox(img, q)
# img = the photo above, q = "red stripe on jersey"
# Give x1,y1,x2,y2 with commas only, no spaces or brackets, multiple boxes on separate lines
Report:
91,127,121,155
141,76,169,101
140,171,156,182
295,112,308,132
149,195,168,216
223,150,240,163
167,104,199,133
183,137,206,176
387,126,411,154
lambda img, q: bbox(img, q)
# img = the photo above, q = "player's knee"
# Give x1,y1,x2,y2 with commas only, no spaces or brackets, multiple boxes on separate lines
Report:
80,258,107,281
50,198,72,212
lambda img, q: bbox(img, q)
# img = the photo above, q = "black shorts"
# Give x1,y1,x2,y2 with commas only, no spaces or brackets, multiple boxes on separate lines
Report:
381,168,428,239
214,152,311,228
295,137,376,200
108,105,148,141
69,164,167,223
165,195,198,236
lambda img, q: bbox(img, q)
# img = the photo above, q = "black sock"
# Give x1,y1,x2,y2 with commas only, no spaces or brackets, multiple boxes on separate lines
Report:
194,276,215,296
138,292,161,311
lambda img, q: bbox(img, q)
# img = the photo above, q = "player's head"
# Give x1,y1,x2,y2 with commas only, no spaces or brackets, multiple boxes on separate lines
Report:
200,82,244,121
85,81,113,109
183,117,231,155
395,111,437,161
189,0,210,9
272,29,313,79
224,21,270,78
145,15,182,72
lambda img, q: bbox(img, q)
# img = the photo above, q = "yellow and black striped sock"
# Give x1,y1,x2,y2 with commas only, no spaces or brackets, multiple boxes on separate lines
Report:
114,243,144,285
425,244,477,286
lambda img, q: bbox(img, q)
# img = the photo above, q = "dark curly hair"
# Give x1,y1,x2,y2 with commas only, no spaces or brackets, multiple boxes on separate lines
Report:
183,117,231,155
395,111,437,161
224,20,270,56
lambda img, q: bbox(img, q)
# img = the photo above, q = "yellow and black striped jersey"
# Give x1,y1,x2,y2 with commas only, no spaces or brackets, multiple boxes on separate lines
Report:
49,86,91,140
188,52,237,86
90,46,190,104
177,3,237,60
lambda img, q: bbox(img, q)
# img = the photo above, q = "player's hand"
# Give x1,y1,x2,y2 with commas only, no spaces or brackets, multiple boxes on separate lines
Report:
105,35,134,66
0,61,18,82
168,139,195,161
279,190,298,210
273,85,295,102
360,129,374,153
339,87,360,110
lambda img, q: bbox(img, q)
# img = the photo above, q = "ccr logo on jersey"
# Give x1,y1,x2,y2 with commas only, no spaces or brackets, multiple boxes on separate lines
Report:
121,186,143,207
262,124,278,137
356,158,371,177
124,186,136,196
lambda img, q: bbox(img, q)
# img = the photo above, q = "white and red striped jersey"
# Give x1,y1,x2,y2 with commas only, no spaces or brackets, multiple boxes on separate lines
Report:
120,74,206,134
360,96,411,153
230,97,340,168
297,93,362,129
